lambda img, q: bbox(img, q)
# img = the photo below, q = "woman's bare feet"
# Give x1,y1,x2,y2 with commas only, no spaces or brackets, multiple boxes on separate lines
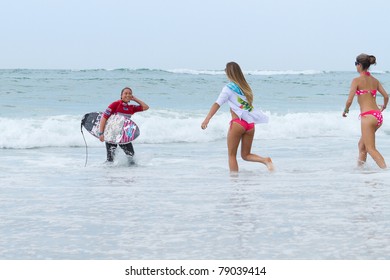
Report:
265,157,274,172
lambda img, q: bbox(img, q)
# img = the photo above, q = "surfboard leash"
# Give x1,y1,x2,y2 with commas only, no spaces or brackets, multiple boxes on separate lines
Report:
80,121,89,167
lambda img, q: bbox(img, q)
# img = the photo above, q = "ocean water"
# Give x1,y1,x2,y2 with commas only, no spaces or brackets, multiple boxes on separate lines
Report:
1,68,390,259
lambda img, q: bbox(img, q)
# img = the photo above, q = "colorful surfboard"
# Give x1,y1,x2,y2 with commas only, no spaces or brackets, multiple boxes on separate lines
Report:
81,112,140,144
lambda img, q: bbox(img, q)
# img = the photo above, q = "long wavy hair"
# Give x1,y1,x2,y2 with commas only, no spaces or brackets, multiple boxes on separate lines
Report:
225,62,253,106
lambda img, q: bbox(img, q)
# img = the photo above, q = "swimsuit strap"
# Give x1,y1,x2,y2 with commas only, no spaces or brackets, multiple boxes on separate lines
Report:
356,89,377,97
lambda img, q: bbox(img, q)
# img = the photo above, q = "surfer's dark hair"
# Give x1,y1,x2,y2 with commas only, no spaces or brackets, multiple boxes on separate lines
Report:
121,87,132,97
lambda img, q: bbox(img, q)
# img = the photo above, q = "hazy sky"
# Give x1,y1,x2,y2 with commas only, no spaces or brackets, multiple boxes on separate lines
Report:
1,0,389,70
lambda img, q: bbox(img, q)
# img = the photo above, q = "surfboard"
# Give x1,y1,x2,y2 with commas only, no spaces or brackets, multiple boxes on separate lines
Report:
81,112,140,144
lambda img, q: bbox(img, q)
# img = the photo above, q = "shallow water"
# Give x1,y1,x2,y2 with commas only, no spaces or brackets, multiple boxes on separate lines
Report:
1,139,389,259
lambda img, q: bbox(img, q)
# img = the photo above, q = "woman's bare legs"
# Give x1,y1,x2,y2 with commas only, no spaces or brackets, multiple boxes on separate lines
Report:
360,116,386,169
227,122,273,172
357,137,367,166
241,128,274,171
227,123,242,172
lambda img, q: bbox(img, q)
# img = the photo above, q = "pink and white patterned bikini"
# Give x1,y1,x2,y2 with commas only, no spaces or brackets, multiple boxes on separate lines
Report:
356,89,383,126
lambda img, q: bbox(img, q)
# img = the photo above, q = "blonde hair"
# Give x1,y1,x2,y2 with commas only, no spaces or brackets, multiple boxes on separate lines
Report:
225,62,253,106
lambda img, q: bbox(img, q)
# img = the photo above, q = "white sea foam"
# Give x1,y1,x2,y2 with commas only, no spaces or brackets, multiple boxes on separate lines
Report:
2,109,387,149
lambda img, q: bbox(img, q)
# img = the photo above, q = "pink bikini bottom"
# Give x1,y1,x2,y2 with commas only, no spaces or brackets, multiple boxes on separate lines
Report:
360,110,383,126
230,118,255,131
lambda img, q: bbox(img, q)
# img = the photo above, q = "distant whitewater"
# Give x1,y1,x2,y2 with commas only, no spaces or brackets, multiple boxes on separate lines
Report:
167,69,326,75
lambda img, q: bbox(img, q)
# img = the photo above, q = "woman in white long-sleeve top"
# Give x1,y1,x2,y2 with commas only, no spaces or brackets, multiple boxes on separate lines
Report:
201,62,273,173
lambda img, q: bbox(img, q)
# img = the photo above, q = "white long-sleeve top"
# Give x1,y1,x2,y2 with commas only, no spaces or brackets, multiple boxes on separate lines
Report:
215,82,269,124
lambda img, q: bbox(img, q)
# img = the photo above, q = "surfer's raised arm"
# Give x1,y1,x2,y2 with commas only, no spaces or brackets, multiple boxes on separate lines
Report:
131,96,149,111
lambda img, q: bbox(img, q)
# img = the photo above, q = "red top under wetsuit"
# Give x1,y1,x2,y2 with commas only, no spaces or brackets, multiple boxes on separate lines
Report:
102,100,144,119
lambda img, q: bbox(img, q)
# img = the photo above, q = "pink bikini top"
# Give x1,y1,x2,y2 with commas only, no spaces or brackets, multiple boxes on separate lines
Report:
356,89,377,97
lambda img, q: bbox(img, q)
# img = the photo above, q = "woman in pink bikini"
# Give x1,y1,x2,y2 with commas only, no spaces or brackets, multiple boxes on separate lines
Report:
201,62,273,173
343,53,389,169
